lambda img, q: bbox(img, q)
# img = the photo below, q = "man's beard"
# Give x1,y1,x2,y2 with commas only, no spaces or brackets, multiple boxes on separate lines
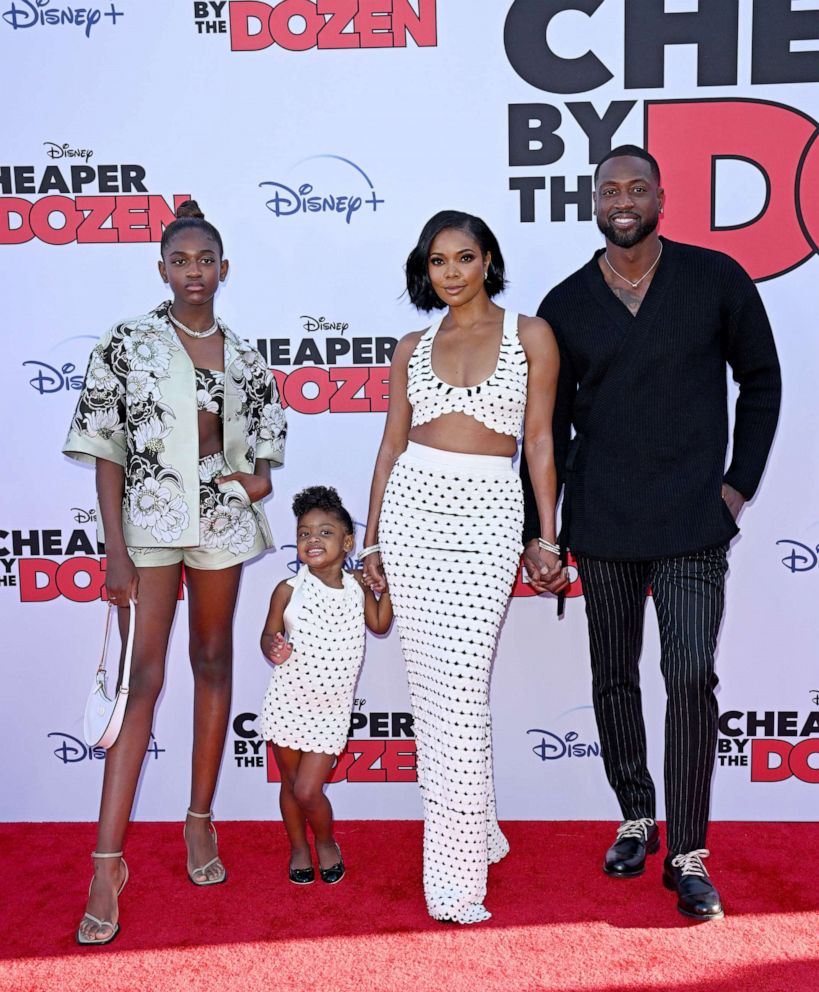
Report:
598,210,659,248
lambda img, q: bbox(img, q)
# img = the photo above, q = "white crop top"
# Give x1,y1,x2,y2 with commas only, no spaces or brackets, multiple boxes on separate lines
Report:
406,309,528,438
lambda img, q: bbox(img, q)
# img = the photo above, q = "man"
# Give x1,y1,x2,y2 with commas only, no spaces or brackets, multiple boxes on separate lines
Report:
522,145,780,920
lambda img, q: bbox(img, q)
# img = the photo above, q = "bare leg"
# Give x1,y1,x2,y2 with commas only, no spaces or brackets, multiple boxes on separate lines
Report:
292,751,339,868
183,563,243,880
78,564,181,943
272,745,311,869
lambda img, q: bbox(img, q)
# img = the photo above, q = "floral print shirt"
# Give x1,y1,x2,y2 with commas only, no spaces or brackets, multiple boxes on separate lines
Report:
63,301,286,549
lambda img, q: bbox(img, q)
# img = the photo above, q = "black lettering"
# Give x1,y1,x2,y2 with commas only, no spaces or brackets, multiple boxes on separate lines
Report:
752,0,819,85
65,530,95,556
504,0,612,94
14,166,36,193
510,176,546,223
566,100,636,162
348,712,367,736
12,531,40,556
120,165,148,193
38,166,70,195
508,103,564,167
391,712,414,738
96,165,119,194
718,710,743,737
325,338,351,364
746,711,775,737
370,712,389,737
293,338,323,366
624,0,739,89
70,165,96,193
351,338,373,363
550,175,593,221
232,712,258,739
374,337,397,364
800,713,819,736
777,712,799,737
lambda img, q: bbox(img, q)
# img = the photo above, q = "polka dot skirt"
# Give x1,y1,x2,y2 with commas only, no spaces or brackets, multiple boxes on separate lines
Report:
380,442,523,924
261,569,365,756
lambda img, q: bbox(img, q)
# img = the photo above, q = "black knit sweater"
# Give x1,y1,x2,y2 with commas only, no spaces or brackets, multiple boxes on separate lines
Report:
521,238,781,560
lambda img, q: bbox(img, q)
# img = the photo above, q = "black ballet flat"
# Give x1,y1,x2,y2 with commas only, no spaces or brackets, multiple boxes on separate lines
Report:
318,844,345,885
289,865,315,885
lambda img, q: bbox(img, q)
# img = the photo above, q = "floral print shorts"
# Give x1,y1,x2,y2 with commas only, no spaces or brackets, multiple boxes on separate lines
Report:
127,452,266,570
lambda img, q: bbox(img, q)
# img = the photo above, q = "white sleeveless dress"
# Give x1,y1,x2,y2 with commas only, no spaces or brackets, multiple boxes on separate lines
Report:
379,310,527,924
261,568,365,756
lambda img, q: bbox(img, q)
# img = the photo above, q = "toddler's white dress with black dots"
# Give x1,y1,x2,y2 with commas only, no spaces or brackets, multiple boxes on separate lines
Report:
261,567,365,756
379,309,527,924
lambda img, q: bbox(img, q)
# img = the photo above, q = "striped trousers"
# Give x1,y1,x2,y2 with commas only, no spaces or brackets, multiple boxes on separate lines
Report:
575,547,728,854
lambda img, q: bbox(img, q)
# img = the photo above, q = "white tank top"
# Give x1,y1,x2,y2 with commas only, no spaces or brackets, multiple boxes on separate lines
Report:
406,309,528,439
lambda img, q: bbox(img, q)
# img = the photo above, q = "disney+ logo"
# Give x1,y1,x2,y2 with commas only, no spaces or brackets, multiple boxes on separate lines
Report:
23,360,83,394
2,1,124,37
48,732,164,763
260,155,384,225
777,539,819,573
527,729,600,761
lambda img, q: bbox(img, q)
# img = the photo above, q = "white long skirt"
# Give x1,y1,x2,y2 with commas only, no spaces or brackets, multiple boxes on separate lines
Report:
380,441,523,924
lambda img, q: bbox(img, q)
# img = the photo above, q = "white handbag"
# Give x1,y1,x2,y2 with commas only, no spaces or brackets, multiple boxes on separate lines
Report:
83,601,136,749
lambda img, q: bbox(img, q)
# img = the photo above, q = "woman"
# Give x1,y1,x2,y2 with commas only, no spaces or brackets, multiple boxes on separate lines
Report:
64,201,286,945
362,210,567,924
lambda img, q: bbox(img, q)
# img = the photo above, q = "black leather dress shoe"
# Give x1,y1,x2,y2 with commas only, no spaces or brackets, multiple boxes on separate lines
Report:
319,843,345,884
603,818,660,877
289,865,315,885
662,850,724,920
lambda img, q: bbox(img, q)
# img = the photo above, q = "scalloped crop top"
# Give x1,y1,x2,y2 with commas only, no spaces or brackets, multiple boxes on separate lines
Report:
406,310,528,439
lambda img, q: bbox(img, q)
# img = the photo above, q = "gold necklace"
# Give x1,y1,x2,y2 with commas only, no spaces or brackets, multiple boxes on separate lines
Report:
603,243,663,289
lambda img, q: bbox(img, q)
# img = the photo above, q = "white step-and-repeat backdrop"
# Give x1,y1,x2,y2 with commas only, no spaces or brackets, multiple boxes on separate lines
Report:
1,1,817,823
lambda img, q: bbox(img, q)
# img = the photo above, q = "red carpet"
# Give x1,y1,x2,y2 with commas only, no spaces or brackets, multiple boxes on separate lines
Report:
2,821,817,992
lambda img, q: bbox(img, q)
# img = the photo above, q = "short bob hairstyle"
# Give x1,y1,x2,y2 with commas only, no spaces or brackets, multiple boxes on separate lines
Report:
405,210,507,312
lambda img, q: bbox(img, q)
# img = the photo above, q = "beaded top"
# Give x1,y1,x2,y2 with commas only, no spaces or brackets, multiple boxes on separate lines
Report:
407,310,527,438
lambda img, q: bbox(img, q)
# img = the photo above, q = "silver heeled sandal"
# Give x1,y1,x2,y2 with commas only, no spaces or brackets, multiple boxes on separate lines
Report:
76,851,129,946
184,808,227,886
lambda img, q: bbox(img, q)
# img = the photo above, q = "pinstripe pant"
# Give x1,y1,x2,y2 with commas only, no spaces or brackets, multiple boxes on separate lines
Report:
575,548,728,854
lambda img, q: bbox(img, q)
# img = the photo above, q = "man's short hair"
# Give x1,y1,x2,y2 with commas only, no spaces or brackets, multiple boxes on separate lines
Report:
594,145,661,185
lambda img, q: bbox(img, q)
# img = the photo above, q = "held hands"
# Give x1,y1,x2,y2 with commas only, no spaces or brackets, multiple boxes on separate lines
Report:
362,552,388,594
265,632,293,665
523,540,571,596
721,483,746,521
105,548,139,607
216,471,272,503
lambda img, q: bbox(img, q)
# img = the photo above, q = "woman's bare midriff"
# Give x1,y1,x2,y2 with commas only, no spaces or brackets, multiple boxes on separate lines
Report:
409,411,517,457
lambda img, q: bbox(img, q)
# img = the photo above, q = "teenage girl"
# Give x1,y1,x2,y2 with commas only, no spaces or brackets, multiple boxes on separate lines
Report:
260,486,392,883
65,201,286,944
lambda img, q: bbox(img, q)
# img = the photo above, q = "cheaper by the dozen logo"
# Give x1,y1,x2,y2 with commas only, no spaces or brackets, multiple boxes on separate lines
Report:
232,705,417,783
258,312,397,416
718,693,819,784
193,0,436,51
0,142,190,245
504,1,819,281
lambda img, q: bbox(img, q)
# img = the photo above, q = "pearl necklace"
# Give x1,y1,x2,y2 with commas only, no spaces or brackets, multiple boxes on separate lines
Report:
168,307,219,339
603,243,663,289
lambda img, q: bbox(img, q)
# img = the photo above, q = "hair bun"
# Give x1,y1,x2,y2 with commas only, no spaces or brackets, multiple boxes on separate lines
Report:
175,199,205,220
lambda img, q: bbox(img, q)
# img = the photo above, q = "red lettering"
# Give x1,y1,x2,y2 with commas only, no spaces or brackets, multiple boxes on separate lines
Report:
333,740,387,782
19,556,105,603
796,130,819,255
30,195,81,246
788,738,819,784
76,195,117,244
0,198,33,244
149,194,192,241
316,0,358,48
379,739,417,781
751,738,793,782
391,0,436,47
229,1,275,50
363,366,390,411
329,366,371,412
647,99,817,280
357,0,393,48
111,194,151,243
283,366,335,413
269,0,325,51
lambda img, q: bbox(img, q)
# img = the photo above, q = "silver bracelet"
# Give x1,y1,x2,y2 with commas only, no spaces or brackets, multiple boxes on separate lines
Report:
538,538,560,555
358,544,381,559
